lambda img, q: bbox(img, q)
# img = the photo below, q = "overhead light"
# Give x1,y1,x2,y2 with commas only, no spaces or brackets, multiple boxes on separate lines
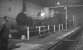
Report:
57,1,60,5
40,12,45,17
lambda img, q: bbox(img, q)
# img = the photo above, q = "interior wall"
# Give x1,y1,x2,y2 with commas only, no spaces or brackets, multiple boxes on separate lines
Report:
0,0,43,19
24,2,43,18
0,0,23,18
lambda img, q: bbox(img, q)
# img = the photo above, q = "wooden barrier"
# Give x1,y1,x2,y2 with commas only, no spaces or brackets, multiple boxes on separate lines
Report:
27,26,30,40
9,24,65,40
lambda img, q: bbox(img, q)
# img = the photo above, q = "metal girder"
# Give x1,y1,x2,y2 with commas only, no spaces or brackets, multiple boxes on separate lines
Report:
48,5,83,8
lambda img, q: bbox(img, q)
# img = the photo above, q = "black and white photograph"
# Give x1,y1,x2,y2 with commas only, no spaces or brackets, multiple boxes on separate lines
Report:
0,0,83,50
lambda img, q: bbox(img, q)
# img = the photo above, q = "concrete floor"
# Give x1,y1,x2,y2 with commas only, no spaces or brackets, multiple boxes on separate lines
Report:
8,27,79,50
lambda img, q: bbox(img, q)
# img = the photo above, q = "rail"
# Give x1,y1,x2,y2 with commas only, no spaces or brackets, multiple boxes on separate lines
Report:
47,26,80,50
